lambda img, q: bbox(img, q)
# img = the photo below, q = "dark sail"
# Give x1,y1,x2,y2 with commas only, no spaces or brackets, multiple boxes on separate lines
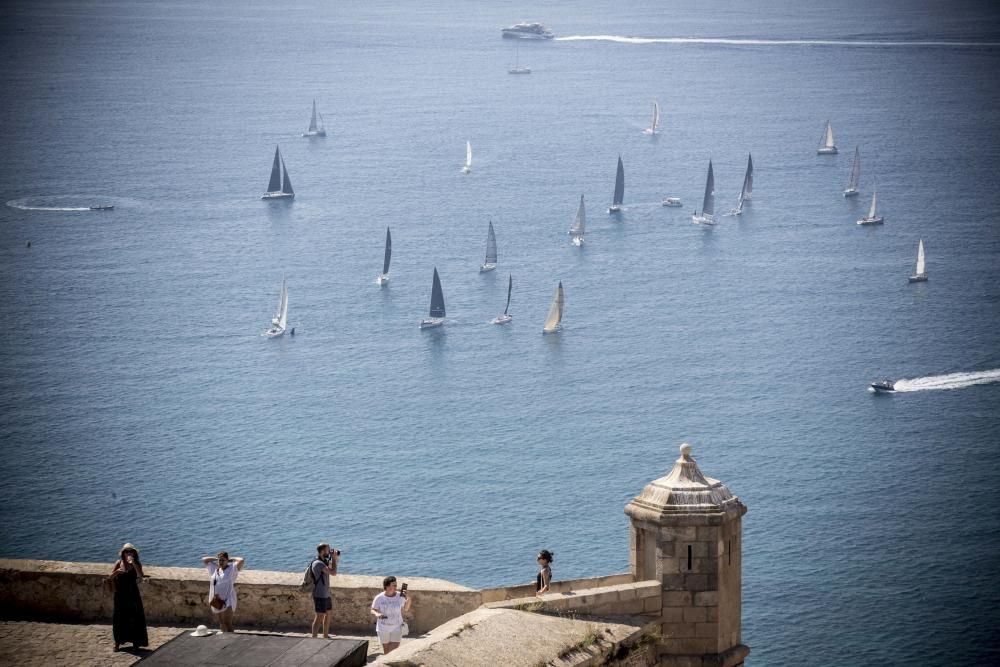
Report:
429,267,446,318
702,160,715,216
612,156,625,206
484,221,497,265
281,158,294,195
504,274,512,315
746,153,754,196
383,227,392,275
267,146,282,193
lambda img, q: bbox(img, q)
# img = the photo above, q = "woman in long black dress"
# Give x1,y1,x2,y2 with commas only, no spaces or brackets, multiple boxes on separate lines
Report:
109,543,148,651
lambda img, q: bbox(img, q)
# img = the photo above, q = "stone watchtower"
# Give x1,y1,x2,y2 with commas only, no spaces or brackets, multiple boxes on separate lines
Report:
625,444,750,667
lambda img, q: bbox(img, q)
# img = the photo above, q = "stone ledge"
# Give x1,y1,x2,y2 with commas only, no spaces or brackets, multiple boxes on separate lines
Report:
484,580,661,617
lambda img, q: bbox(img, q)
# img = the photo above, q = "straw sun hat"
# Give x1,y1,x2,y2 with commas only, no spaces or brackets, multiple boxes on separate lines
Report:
190,625,213,637
120,543,139,555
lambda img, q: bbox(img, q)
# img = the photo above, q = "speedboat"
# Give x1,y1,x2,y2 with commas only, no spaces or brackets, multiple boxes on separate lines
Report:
870,380,896,393
501,23,554,39
90,205,114,211
661,197,682,207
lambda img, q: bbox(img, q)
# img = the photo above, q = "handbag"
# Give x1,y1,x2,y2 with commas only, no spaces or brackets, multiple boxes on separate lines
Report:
400,622,409,637
210,594,226,610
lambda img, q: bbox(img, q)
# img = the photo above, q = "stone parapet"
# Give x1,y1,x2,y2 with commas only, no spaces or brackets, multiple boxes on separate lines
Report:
485,580,661,618
480,572,635,604
0,559,478,634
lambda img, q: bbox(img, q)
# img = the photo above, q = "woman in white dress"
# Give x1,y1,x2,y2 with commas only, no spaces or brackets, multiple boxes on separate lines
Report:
370,575,412,655
200,551,245,632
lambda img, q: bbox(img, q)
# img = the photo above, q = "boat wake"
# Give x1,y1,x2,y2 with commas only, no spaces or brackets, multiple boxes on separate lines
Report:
6,195,119,212
892,369,1000,393
555,35,1000,48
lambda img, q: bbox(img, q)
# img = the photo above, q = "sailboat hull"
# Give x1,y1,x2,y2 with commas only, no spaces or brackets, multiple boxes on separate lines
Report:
261,192,294,200
662,198,682,207
817,147,838,154
571,236,584,246
264,327,286,338
692,214,716,225
608,205,621,214
542,325,561,334
491,314,512,325
302,130,326,138
420,318,444,329
908,274,928,283
479,263,497,273
461,166,471,174
376,274,389,286
843,189,859,197
856,216,884,225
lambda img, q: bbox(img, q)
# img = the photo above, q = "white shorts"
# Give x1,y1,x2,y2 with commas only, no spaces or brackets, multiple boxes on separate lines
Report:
377,626,402,644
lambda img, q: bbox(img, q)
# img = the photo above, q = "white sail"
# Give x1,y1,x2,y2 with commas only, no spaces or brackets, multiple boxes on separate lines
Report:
846,147,860,191
275,278,288,330
570,194,586,236
915,239,925,275
868,188,878,219
645,100,660,134
542,282,564,333
465,141,472,169
824,121,835,149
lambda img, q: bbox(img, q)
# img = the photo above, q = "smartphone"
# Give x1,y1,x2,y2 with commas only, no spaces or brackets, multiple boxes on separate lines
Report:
401,583,408,592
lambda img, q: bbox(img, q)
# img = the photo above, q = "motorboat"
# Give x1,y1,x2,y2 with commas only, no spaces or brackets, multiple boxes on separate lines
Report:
261,145,295,199
491,274,513,325
908,239,927,282
870,380,896,393
608,155,624,214
692,160,716,225
376,227,391,286
480,220,498,272
420,267,446,329
661,197,682,207
844,147,860,196
302,100,327,138
817,120,838,154
501,23,554,39
89,205,115,211
856,187,884,225
263,278,289,338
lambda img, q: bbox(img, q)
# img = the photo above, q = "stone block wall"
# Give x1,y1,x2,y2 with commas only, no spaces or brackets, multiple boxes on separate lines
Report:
0,560,479,634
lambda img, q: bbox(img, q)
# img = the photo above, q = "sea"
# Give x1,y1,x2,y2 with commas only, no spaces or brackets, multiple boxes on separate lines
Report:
2,1,999,664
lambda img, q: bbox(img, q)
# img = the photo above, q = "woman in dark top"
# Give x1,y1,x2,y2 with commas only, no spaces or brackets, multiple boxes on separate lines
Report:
535,549,553,596
108,543,148,651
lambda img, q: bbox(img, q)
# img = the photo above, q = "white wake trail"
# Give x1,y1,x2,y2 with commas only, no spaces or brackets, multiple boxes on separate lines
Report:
555,35,1000,48
893,369,1000,392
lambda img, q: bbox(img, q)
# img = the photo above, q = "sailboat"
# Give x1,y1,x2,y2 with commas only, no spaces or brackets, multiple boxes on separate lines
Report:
692,160,716,225
542,281,564,334
908,239,928,282
420,267,446,329
643,100,660,135
263,278,289,338
570,194,586,246
491,274,513,324
376,227,391,286
608,156,625,214
730,153,753,215
461,141,472,174
261,145,295,199
480,221,498,272
844,147,860,197
508,43,531,74
302,100,327,138
817,120,838,154
856,186,884,225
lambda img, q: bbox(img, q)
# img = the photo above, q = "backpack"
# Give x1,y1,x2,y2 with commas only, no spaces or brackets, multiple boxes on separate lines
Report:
299,559,322,593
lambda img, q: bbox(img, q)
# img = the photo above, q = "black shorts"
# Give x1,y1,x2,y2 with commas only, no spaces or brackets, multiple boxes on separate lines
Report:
313,596,333,613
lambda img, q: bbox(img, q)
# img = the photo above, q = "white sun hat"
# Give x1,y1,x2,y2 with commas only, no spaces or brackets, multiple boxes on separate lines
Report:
190,625,213,637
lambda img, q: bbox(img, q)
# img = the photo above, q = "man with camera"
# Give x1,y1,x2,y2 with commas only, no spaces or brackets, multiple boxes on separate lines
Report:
310,543,340,639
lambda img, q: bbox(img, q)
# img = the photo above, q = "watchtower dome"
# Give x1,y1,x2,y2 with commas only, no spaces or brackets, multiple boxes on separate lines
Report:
625,443,749,667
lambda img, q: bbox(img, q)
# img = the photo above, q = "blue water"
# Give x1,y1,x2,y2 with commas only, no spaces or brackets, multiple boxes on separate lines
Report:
2,1,1000,664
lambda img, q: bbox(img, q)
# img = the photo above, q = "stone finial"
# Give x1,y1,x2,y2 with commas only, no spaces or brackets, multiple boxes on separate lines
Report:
625,442,746,522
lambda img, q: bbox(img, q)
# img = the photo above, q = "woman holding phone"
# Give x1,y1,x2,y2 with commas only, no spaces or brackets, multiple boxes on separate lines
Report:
370,576,411,655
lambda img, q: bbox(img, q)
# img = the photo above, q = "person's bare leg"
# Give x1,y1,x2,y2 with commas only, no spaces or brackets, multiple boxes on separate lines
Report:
322,612,331,638
311,612,321,637
384,641,400,654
